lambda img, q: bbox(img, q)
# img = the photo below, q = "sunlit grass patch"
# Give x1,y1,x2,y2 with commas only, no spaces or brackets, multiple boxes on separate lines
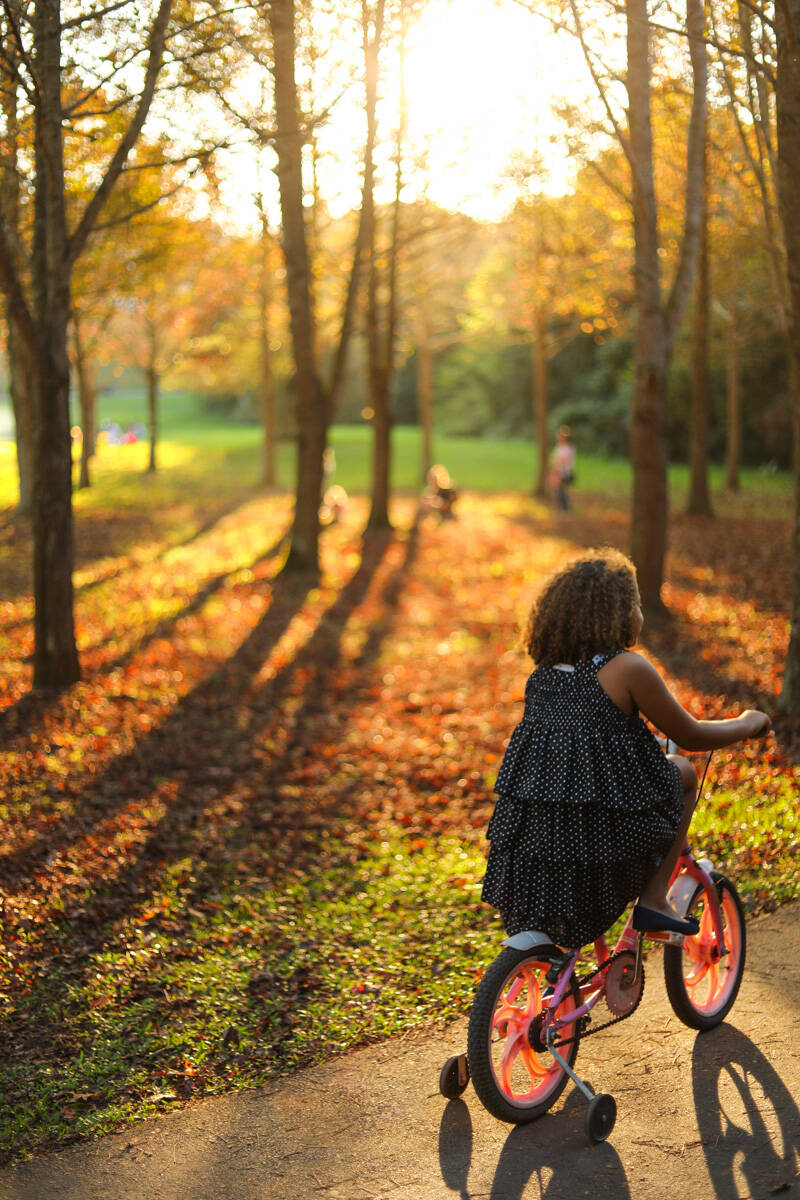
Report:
0,830,494,1163
692,775,800,910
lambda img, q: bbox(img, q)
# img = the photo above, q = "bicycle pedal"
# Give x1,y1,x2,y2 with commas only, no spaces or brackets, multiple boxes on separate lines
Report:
642,930,685,947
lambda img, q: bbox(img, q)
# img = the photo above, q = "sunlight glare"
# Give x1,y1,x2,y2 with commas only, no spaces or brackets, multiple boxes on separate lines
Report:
395,0,590,217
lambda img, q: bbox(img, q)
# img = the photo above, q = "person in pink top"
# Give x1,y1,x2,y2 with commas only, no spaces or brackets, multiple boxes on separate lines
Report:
550,425,576,512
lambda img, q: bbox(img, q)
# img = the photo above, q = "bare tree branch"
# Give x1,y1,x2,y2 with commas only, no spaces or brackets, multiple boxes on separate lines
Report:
0,0,38,105
67,0,174,267
61,0,132,30
566,0,634,168
62,47,146,117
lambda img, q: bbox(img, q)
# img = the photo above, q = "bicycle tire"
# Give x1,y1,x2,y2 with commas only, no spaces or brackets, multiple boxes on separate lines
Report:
663,871,746,1031
467,946,580,1125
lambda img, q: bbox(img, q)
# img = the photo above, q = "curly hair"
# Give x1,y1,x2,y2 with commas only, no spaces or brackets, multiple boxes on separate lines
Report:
524,547,639,664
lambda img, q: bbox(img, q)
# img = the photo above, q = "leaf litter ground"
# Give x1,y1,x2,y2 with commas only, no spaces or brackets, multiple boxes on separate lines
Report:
0,487,798,1163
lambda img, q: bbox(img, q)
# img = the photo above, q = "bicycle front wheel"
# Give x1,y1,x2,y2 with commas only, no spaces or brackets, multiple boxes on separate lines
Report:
664,871,746,1030
467,946,580,1125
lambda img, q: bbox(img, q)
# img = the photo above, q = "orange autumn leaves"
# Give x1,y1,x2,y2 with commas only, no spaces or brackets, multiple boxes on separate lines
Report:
0,489,796,978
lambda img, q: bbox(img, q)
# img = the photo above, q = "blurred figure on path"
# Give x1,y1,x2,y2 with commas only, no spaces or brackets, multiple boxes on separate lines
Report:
422,464,458,519
320,484,348,525
549,425,576,512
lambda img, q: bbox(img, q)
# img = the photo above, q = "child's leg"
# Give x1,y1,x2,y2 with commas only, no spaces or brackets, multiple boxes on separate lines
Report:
638,755,697,916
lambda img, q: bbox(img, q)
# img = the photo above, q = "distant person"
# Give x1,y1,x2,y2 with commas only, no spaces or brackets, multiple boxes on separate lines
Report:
549,425,576,512
323,447,336,483
423,464,457,520
319,484,348,526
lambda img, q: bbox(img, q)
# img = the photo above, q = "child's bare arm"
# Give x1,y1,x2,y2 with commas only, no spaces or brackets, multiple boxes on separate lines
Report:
616,652,771,750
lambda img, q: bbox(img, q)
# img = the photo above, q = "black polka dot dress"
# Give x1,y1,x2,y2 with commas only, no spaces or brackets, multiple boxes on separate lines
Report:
481,650,684,948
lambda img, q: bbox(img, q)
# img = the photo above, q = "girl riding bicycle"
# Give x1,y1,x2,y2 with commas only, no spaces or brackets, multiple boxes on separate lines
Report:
482,547,771,950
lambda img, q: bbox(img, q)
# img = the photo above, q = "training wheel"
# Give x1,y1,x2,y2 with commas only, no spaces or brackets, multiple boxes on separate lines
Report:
439,1054,470,1099
584,1092,616,1143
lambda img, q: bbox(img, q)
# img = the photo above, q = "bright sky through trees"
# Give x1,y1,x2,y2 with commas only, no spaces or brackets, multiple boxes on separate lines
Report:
214,0,591,229
381,0,589,217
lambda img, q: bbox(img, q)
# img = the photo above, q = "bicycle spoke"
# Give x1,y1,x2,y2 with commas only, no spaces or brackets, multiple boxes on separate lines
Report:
683,958,709,989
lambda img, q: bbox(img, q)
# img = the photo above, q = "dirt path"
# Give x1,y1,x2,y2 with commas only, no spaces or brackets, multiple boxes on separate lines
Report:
1,901,798,1200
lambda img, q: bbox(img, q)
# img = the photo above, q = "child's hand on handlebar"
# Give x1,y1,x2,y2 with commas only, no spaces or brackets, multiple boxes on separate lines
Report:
742,709,772,738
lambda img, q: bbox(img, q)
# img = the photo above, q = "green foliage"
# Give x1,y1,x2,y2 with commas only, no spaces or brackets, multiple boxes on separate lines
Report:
432,341,531,437
549,335,633,455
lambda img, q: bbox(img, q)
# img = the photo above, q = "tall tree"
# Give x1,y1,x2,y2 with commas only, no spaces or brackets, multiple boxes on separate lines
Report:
775,0,800,713
686,130,714,516
255,195,278,488
0,0,174,686
0,30,34,514
363,0,408,531
267,0,327,571
562,0,707,606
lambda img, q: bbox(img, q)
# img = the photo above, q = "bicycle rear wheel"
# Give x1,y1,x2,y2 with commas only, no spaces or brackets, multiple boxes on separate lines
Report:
663,871,746,1030
467,946,580,1124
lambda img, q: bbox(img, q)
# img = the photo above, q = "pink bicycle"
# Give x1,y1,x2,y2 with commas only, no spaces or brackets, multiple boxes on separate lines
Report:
439,750,747,1143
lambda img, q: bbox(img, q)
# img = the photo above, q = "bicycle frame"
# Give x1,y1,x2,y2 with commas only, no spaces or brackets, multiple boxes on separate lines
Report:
543,838,727,1036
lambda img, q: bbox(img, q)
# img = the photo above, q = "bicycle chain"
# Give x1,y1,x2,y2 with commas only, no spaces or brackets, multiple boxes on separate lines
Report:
551,949,645,1048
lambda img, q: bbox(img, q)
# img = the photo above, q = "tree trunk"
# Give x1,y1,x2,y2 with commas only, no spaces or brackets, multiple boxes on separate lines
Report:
258,208,276,488
724,307,741,490
73,313,96,490
416,299,433,485
147,358,158,474
776,0,800,714
626,0,670,610
0,56,35,515
368,369,392,529
532,304,549,498
8,318,35,513
268,0,325,572
31,0,80,686
626,0,705,608
363,0,392,531
687,135,713,517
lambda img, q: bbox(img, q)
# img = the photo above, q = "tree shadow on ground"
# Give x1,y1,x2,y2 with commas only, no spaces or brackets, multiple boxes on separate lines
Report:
692,1024,800,1199
0,488,262,610
1,520,419,1079
0,529,290,746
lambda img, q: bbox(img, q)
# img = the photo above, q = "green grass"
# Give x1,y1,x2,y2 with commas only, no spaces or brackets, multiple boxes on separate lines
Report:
1,830,493,1162
692,775,800,910
5,772,796,1163
1,388,793,517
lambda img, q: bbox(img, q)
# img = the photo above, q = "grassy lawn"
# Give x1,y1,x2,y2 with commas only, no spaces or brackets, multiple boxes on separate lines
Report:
0,387,791,514
0,394,796,1164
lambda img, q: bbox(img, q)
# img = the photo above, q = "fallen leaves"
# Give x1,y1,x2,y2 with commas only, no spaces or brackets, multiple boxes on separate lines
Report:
0,484,797,1163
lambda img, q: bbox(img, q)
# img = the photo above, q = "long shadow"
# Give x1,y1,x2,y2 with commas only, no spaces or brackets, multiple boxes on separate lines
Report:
87,529,290,677
2,522,415,975
0,523,424,1132
0,530,290,744
436,1097,630,1200
74,496,266,602
692,1024,800,1199
0,524,418,1095
0,489,269,625
0,565,308,891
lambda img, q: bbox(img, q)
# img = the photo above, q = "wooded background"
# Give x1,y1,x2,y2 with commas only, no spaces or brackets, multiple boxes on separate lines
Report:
1,0,799,704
